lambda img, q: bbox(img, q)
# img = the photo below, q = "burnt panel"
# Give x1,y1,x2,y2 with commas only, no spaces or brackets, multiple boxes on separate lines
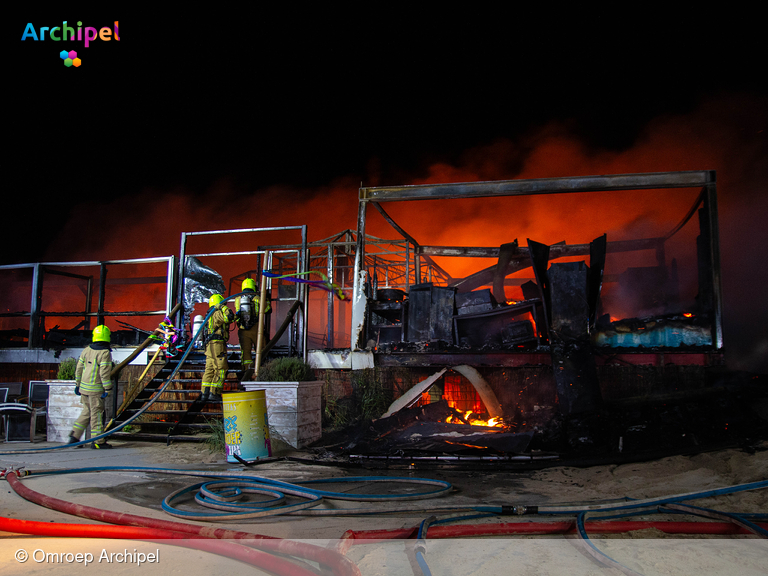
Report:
549,261,602,415
493,240,519,303
455,289,496,316
406,287,432,342
587,234,606,328
455,314,507,348
549,261,590,340
520,281,540,301
430,286,457,341
406,284,456,342
502,320,535,346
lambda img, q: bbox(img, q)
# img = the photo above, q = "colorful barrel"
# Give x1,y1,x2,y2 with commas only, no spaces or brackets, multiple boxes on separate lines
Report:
221,390,271,463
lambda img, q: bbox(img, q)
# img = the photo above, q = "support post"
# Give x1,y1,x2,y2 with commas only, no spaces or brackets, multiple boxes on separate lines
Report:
28,264,42,349
704,178,724,349
327,244,334,348
255,250,270,375
351,201,367,349
97,264,107,327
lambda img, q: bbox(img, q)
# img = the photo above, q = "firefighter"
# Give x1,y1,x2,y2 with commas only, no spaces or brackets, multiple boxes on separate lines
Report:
201,293,235,402
67,325,115,449
235,277,271,380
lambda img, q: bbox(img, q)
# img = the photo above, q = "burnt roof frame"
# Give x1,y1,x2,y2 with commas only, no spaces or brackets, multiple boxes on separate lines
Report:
355,170,723,350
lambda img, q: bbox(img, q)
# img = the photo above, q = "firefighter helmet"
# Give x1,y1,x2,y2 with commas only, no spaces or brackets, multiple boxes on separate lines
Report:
242,278,256,291
92,325,111,343
209,294,224,308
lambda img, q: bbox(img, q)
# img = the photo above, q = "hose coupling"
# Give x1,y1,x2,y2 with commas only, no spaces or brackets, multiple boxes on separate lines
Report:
500,505,539,515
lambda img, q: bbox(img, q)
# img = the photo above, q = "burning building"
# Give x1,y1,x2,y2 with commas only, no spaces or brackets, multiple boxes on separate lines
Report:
2,171,764,460
304,169,761,463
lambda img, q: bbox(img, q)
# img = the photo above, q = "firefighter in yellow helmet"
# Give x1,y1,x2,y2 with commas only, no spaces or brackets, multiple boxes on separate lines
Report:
67,325,115,449
235,277,271,380
201,293,235,402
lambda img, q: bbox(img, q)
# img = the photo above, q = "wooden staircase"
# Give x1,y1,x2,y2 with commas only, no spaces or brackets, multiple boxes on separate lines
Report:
109,350,243,443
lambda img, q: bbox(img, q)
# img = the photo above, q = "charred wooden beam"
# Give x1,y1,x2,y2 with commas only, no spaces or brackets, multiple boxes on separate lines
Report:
360,170,716,202
373,352,553,367
425,237,663,259
446,238,664,294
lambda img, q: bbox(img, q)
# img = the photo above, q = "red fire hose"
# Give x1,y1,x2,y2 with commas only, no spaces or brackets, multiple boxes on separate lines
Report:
0,515,320,576
5,472,360,576
340,519,768,543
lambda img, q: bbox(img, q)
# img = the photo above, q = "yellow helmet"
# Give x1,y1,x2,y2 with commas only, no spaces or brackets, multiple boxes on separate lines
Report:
92,325,111,343
209,294,224,308
242,278,256,291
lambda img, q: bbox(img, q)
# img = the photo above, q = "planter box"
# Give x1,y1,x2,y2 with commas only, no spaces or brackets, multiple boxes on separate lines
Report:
242,381,322,449
46,380,125,443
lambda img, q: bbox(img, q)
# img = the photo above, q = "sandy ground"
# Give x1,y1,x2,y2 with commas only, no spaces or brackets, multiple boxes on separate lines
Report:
2,439,767,575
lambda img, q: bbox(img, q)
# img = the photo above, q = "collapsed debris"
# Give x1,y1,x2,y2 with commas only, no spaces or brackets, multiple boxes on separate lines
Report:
310,373,768,469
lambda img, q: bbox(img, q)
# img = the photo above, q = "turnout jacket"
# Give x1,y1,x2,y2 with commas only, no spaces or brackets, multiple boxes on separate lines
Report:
75,341,114,395
205,304,235,344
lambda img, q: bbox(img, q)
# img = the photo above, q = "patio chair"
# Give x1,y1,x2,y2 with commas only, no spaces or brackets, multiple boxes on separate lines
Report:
0,381,49,442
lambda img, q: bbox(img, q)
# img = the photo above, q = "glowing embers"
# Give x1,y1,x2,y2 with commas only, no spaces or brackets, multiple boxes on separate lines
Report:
424,373,506,428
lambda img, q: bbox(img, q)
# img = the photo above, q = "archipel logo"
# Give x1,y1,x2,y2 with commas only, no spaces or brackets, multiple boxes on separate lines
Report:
22,21,120,68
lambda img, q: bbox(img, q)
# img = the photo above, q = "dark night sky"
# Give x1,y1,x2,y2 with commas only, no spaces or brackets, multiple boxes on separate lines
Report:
8,10,763,262
6,9,768,369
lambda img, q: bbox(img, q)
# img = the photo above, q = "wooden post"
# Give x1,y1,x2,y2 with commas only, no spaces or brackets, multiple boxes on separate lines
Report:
254,251,270,376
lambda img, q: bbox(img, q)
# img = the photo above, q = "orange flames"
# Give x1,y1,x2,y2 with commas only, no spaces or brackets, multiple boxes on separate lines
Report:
445,409,504,428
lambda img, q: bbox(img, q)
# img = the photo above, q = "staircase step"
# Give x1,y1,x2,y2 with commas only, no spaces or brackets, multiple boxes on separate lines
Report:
112,352,242,436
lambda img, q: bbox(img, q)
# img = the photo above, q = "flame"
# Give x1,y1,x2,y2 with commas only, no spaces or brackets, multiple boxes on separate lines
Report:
683,312,694,318
445,409,504,428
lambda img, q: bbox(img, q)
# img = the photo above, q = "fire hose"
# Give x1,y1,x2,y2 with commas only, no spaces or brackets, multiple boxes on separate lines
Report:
2,466,452,574
4,466,768,575
0,513,323,576
3,469,360,576
337,479,768,576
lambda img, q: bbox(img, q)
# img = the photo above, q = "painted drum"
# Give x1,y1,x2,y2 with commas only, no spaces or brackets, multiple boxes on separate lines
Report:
221,390,271,463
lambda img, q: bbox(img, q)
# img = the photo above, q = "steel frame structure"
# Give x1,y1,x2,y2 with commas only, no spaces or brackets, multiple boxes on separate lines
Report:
354,170,723,351
178,226,309,361
255,230,451,349
0,257,176,348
